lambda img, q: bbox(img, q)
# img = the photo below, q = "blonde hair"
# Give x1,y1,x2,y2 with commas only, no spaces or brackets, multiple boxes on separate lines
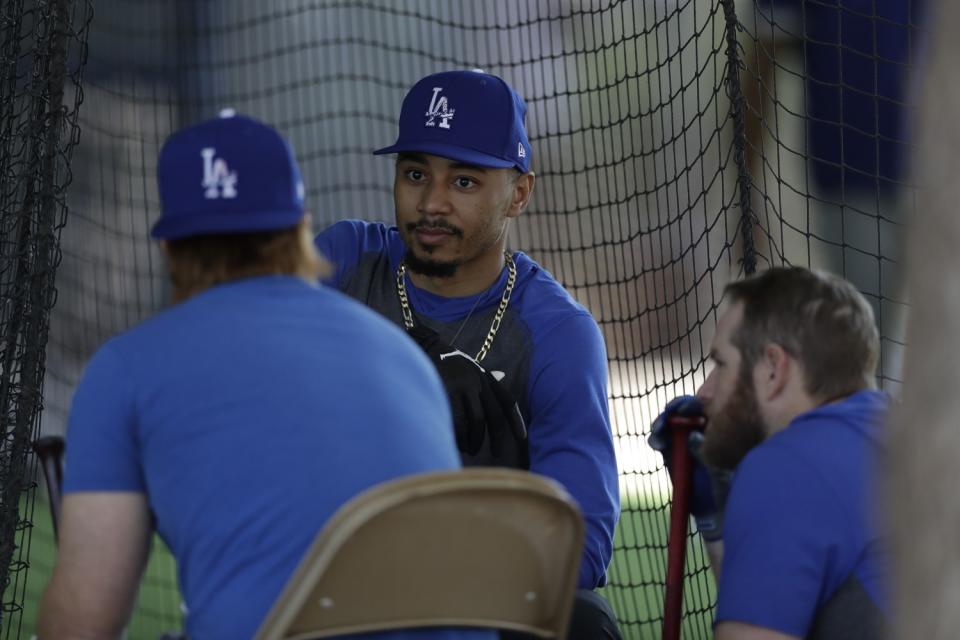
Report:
164,216,330,303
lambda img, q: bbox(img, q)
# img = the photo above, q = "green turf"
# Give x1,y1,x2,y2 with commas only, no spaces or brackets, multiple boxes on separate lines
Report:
16,482,716,639
602,485,717,639
18,496,183,638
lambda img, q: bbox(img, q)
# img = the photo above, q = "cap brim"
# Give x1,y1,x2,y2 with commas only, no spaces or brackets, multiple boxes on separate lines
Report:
151,209,305,240
373,141,516,169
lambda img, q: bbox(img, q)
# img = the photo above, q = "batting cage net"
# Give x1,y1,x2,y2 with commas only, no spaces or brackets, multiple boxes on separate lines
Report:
0,0,921,638
0,0,92,636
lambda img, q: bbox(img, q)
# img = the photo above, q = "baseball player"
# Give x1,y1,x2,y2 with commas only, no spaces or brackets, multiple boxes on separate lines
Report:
315,69,622,639
651,267,889,639
37,112,494,640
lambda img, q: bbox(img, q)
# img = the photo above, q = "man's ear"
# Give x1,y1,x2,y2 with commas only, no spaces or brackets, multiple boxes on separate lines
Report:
507,171,535,218
159,240,170,257
757,342,791,402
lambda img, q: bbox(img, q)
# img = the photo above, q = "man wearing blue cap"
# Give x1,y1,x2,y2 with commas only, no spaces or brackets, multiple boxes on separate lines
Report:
37,112,493,640
315,70,622,639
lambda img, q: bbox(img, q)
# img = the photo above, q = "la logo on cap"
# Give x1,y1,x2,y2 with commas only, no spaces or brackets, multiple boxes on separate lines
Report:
425,87,455,129
201,147,238,199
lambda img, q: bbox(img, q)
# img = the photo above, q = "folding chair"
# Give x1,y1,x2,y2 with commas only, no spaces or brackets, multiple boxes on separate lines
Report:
254,468,585,640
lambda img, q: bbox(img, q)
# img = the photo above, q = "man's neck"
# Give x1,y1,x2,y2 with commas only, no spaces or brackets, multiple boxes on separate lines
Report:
408,250,507,298
765,391,856,437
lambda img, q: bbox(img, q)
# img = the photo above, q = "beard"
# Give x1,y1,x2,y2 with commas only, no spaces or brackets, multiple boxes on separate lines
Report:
403,247,458,278
701,365,767,470
402,220,465,278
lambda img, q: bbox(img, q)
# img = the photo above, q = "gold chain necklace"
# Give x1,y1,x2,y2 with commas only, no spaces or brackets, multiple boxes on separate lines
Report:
396,252,516,362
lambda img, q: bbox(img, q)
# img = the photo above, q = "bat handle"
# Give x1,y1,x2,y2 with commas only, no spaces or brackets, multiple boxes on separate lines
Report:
662,416,704,640
32,435,65,542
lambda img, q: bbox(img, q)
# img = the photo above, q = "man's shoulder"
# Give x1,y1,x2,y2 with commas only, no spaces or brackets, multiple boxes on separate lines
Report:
738,424,866,488
118,276,407,355
511,251,598,332
315,219,405,288
802,389,890,425
317,219,401,249
777,390,889,456
732,391,887,516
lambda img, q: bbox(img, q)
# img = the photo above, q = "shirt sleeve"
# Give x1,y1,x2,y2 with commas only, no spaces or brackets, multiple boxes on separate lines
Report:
717,441,851,636
527,312,620,589
314,219,387,288
62,341,146,493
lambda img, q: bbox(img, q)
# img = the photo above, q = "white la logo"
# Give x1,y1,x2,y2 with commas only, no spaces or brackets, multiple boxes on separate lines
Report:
517,142,526,159
201,147,238,199
425,87,455,129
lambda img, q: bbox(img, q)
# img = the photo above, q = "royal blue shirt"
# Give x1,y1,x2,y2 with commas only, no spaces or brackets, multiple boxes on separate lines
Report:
717,389,889,636
316,220,620,589
63,275,494,640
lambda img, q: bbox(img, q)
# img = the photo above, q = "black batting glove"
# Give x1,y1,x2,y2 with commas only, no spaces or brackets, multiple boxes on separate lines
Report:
407,325,527,461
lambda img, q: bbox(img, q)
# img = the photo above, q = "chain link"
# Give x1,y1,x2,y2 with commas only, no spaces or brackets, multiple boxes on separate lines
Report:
396,252,516,363
396,261,416,329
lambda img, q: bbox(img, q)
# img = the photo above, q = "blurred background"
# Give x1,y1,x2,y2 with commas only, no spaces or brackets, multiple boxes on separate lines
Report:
0,0,925,638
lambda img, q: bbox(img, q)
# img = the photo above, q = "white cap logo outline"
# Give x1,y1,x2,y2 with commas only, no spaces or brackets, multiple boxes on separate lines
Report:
201,147,238,199
425,87,455,129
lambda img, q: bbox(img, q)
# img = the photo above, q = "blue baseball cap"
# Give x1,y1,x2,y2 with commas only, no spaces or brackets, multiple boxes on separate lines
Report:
152,110,306,240
374,70,532,173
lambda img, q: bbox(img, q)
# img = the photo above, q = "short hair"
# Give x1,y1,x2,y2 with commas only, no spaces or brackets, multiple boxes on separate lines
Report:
724,267,880,400
165,219,329,303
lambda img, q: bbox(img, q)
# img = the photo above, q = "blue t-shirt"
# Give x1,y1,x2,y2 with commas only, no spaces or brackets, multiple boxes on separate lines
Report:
759,0,925,191
315,220,620,589
717,389,889,636
63,275,494,640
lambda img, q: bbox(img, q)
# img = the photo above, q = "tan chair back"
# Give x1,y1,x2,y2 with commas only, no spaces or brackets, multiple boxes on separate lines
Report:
254,468,584,639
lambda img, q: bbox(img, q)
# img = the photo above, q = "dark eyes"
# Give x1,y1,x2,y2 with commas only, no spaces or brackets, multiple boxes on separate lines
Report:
403,170,477,189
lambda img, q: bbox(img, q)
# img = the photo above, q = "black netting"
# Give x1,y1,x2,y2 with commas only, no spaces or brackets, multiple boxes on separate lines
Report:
737,0,921,394
1,1,921,638
0,0,91,635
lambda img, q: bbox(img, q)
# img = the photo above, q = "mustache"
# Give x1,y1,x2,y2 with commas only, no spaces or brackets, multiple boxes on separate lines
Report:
406,220,464,238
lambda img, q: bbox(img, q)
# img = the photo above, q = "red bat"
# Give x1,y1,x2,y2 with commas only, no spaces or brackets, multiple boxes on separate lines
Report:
662,415,706,640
